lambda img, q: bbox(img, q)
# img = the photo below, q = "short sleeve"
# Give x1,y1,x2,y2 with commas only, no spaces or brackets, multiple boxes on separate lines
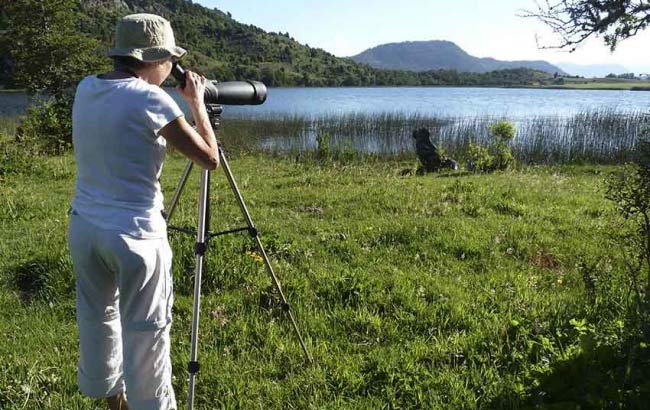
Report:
145,87,184,136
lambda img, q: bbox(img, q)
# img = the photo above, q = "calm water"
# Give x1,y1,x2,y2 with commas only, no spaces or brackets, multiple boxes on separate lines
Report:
212,87,650,119
4,86,650,118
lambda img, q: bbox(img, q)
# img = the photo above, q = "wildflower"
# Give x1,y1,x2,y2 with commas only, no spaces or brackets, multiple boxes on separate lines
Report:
246,251,263,263
211,305,229,326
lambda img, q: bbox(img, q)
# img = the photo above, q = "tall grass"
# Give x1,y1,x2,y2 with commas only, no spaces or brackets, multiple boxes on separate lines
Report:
218,110,649,164
2,109,646,164
0,116,20,140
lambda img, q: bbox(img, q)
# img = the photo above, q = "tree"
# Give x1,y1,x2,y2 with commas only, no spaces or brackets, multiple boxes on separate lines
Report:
1,0,108,95
523,0,650,51
0,0,109,151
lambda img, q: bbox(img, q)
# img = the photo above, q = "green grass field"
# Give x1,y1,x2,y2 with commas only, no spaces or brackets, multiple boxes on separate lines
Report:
1,149,648,409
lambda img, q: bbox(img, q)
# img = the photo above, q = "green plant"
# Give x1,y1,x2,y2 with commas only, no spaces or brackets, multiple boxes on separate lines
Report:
1,0,109,152
467,121,516,172
490,121,516,171
467,142,493,172
605,139,650,337
0,140,36,177
16,96,74,154
316,132,331,162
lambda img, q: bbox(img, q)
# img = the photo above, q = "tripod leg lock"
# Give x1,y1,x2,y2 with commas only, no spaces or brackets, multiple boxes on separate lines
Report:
194,242,207,256
188,361,201,374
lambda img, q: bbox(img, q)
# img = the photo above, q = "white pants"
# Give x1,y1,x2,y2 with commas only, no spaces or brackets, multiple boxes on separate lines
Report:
68,211,177,410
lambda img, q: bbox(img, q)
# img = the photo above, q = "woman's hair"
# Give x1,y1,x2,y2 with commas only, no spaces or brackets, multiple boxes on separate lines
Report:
112,56,159,72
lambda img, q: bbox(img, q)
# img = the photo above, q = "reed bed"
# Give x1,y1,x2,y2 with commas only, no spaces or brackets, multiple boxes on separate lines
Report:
219,110,649,164
0,116,20,140
1,109,645,164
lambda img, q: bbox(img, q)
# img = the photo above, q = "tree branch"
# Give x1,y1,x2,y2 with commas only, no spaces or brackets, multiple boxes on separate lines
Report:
520,0,650,51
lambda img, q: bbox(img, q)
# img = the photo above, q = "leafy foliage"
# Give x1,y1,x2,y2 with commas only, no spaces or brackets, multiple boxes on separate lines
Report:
16,96,76,153
606,139,650,336
524,0,650,51
490,121,516,170
467,121,516,172
466,143,493,172
0,0,110,152
0,0,108,95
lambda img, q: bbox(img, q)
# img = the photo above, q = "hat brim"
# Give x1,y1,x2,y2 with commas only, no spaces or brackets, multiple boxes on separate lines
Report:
107,46,186,62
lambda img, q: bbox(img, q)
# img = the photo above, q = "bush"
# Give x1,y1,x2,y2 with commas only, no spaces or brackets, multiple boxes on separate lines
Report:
605,139,650,337
467,143,493,172
467,121,516,172
490,121,516,170
16,95,74,154
0,139,37,176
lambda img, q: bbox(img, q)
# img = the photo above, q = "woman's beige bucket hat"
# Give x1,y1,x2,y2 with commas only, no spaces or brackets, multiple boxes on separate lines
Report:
108,14,186,62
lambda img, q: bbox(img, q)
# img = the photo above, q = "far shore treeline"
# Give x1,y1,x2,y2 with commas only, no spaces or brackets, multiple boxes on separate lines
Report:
0,0,557,89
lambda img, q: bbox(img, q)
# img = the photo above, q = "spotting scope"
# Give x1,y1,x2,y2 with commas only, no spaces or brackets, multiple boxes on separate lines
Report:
171,62,267,105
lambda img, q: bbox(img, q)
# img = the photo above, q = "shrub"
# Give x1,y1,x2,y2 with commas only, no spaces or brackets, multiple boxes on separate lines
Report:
467,143,493,172
16,95,74,154
0,139,37,176
605,139,650,337
490,121,516,170
467,121,516,172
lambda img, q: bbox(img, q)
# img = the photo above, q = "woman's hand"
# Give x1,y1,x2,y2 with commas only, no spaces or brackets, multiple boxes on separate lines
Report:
163,69,219,170
177,70,206,109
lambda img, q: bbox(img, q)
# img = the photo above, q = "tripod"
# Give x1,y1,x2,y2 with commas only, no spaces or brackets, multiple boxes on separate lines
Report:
164,104,312,410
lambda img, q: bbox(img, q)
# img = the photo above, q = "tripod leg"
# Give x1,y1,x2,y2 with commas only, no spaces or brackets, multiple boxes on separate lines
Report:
187,168,210,410
165,160,194,223
218,149,313,363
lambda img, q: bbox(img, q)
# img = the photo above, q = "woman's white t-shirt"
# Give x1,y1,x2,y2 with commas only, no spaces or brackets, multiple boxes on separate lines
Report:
71,75,183,238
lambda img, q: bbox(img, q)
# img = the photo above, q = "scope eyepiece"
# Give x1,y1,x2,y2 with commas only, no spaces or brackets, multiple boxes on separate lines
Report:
171,62,267,106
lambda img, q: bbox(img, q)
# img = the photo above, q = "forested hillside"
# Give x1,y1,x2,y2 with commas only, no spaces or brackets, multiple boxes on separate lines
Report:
0,0,554,88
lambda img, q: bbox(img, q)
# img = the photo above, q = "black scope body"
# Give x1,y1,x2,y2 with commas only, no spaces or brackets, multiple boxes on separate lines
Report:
171,63,267,106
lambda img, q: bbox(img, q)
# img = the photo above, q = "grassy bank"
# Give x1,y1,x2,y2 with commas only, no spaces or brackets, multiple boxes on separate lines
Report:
1,148,647,409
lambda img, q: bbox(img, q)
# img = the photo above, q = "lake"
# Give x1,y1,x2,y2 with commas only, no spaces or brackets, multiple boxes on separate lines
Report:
208,86,650,119
4,86,650,119
3,86,649,163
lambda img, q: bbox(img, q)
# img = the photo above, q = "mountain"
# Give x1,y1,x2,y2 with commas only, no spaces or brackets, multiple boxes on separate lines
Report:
350,40,565,74
556,63,631,78
72,2,554,87
76,0,367,87
1,0,556,88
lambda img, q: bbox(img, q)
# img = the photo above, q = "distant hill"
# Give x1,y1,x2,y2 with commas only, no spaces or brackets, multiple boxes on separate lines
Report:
556,63,631,78
350,40,565,74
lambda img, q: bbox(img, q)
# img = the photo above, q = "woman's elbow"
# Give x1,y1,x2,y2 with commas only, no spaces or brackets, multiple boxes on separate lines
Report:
200,154,219,170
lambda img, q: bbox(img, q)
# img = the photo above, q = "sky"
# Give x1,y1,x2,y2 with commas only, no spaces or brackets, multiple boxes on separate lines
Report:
198,0,650,73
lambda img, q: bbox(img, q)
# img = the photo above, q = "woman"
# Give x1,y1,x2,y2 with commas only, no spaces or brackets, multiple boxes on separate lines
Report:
68,14,217,410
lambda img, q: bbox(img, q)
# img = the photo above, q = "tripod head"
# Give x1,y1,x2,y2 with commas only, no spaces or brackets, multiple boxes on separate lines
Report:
205,104,223,129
